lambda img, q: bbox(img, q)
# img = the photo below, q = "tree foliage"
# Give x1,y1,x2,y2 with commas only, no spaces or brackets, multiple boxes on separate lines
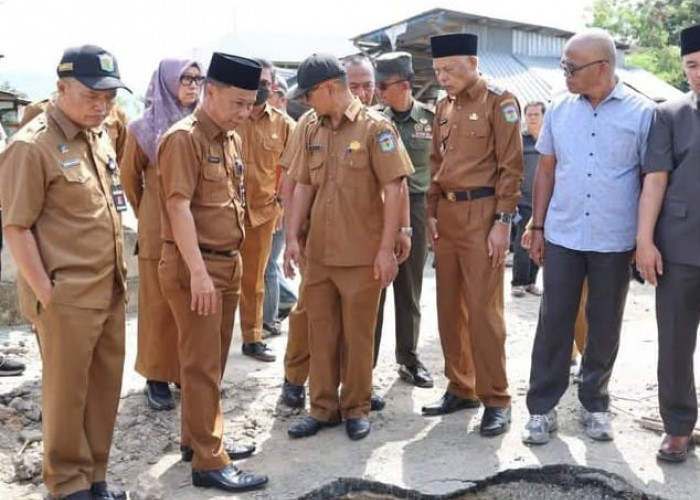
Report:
588,0,699,90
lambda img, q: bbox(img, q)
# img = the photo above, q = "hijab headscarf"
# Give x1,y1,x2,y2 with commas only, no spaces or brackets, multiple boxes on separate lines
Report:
128,58,202,163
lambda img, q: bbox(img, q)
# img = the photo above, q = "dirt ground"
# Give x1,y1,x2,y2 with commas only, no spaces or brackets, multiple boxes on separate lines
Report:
0,260,698,500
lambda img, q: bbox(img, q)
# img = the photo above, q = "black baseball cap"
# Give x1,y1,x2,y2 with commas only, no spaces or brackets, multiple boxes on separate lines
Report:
289,53,345,100
57,45,130,92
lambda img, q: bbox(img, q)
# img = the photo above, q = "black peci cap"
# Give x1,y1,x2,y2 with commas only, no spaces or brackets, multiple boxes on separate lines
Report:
430,33,478,58
680,24,700,56
291,53,346,99
375,51,414,81
207,52,262,90
57,45,130,92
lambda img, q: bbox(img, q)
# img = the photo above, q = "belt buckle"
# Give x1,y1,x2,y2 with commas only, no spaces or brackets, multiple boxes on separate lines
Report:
446,192,456,202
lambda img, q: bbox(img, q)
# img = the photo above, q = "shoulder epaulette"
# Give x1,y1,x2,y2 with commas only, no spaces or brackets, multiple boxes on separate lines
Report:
486,81,505,95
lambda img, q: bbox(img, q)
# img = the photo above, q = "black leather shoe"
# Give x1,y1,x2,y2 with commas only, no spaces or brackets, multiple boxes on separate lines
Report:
192,464,268,492
262,322,282,339
398,363,434,388
145,380,175,411
370,392,386,411
346,417,371,441
422,392,480,416
48,490,92,500
281,379,305,408
90,482,126,500
181,441,256,462
479,406,511,437
241,342,276,362
288,416,340,439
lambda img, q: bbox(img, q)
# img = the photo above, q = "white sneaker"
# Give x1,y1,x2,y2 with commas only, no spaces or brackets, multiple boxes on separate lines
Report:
580,408,614,441
522,410,558,444
525,284,542,296
511,285,526,297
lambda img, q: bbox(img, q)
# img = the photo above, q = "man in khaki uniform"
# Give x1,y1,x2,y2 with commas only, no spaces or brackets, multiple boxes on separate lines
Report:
0,45,129,500
20,97,128,164
157,52,267,492
423,34,523,437
284,53,412,441
277,104,316,408
236,59,294,362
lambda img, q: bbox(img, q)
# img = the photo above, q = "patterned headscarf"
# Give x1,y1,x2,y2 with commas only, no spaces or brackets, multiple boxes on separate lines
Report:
127,58,202,163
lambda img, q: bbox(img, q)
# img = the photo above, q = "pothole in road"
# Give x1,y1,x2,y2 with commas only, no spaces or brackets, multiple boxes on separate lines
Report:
297,464,664,500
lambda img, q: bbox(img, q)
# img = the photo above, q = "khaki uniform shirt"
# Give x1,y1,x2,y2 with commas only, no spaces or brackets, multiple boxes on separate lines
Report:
427,77,523,217
235,103,294,227
280,109,316,176
0,103,127,311
382,99,434,194
158,108,245,252
294,98,414,266
20,99,128,164
121,135,161,258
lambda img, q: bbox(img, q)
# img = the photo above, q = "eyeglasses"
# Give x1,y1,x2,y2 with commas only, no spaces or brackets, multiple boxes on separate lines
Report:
377,79,407,91
560,59,608,76
180,75,205,86
348,82,375,92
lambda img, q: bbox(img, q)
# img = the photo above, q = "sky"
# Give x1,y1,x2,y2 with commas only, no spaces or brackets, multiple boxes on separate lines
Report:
0,0,593,99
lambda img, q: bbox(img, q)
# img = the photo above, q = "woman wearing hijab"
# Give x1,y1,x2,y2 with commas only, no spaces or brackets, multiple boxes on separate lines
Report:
122,58,203,410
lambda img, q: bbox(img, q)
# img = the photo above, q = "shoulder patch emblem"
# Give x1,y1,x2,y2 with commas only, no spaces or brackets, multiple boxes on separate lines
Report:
501,103,520,124
377,130,396,153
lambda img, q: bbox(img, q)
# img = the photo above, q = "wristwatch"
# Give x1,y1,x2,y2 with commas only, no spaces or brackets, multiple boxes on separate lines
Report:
494,212,515,225
398,226,413,237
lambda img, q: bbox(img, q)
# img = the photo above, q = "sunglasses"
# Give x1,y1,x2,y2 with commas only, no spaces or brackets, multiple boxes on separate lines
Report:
377,79,407,91
559,59,608,77
180,75,205,86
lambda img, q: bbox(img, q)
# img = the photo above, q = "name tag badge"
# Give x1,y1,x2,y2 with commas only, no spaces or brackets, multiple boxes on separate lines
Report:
111,184,128,212
208,156,221,164
60,158,80,169
307,144,322,152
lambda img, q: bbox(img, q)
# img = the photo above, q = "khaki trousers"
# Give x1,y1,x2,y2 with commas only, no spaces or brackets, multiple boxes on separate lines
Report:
135,258,179,382
434,196,510,408
159,244,240,471
37,291,125,498
283,257,309,385
240,218,276,343
305,261,381,421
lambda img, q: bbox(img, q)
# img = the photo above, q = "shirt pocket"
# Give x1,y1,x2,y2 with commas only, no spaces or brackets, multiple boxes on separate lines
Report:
263,136,285,155
59,164,104,208
599,124,638,166
308,153,324,187
340,148,371,189
200,161,230,203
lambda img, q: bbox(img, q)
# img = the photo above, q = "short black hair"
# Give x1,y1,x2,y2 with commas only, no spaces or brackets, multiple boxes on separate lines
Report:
524,101,546,114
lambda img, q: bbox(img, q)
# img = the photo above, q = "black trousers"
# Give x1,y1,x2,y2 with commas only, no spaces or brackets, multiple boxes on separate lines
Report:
511,205,539,287
656,261,700,436
526,241,631,414
374,193,427,367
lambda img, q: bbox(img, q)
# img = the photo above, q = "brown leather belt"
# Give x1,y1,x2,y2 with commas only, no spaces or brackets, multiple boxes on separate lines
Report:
441,187,495,202
164,240,238,258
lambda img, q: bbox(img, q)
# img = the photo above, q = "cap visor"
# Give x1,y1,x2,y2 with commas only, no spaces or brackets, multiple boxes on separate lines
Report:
77,75,132,93
286,84,306,101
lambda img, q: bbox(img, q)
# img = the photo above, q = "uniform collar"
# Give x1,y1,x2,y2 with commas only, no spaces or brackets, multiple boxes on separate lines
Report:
250,102,274,122
384,99,421,122
195,107,226,141
457,77,486,101
320,97,363,127
47,102,86,141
